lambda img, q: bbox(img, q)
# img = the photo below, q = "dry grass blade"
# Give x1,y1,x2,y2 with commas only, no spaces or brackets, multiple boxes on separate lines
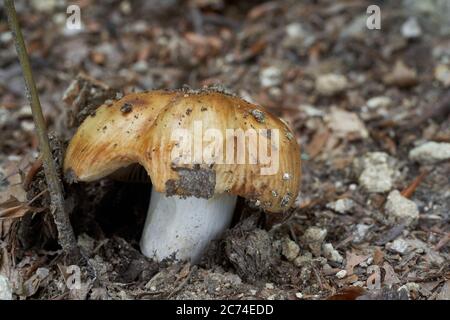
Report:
0,196,31,219
0,189,47,220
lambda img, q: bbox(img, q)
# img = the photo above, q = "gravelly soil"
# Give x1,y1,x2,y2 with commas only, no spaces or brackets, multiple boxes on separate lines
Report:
0,0,449,300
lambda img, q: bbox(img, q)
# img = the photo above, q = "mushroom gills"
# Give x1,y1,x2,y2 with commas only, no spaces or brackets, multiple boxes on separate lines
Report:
140,189,237,263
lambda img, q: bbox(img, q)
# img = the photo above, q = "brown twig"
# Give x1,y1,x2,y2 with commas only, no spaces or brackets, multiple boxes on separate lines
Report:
167,265,197,298
400,169,429,199
5,0,78,255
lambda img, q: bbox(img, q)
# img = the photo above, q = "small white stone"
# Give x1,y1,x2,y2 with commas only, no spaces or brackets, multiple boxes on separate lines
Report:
322,243,344,263
52,13,66,26
293,254,313,267
0,109,11,127
389,238,410,254
334,181,343,189
0,274,12,300
31,0,57,12
260,66,282,87
265,283,274,290
326,198,355,214
336,270,347,279
367,96,392,109
282,238,300,262
315,74,348,96
295,292,303,299
359,166,393,193
434,64,450,87
353,224,371,243
249,289,257,295
385,190,419,227
120,1,132,14
409,141,450,164
354,152,397,193
286,23,306,39
401,17,422,39
0,31,12,43
353,281,365,287
399,282,420,295
298,104,324,117
340,15,367,39
304,227,327,243
132,60,149,73
303,227,327,256
20,121,35,132
354,152,392,172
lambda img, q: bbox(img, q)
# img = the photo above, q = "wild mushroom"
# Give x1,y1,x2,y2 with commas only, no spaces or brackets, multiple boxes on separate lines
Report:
64,89,301,263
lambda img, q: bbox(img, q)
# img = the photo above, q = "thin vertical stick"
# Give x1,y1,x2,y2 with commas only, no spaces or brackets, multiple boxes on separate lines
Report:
5,0,78,255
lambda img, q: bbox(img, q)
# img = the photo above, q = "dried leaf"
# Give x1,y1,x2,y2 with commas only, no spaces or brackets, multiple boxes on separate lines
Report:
0,189,46,221
0,159,27,203
382,262,400,288
0,196,31,220
345,251,370,275
337,273,358,285
357,287,409,300
372,247,384,266
383,60,418,88
375,224,406,245
367,265,381,290
327,286,366,300
434,233,450,251
177,263,191,279
326,107,368,140
419,281,441,297
306,129,330,159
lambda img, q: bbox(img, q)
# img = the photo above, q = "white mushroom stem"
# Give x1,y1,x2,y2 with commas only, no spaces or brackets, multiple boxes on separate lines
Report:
140,189,237,263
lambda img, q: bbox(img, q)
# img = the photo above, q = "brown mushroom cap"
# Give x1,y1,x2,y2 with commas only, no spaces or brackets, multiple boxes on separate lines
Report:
64,89,301,212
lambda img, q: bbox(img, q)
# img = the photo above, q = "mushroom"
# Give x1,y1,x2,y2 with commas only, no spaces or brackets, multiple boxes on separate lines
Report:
64,89,301,263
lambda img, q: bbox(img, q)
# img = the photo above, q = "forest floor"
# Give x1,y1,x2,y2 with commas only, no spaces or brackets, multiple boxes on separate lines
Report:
0,0,449,300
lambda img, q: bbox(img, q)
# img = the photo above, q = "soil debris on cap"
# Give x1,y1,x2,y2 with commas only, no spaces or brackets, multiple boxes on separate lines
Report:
285,132,294,140
280,193,292,207
120,103,133,114
165,166,216,199
64,168,78,184
116,92,124,99
251,109,265,123
283,173,292,180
